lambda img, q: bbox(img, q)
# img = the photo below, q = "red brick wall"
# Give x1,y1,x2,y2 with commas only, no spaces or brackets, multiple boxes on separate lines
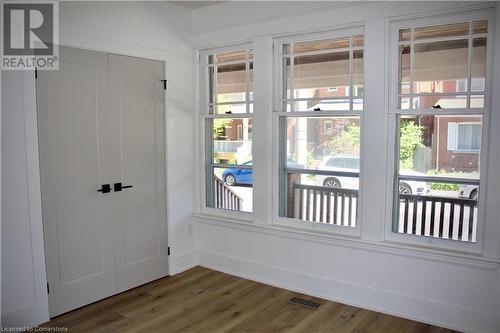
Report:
433,116,481,172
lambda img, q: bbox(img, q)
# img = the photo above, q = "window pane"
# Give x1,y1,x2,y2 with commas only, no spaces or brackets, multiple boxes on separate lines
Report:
353,50,364,96
395,180,478,242
209,167,252,213
215,50,246,63
352,35,364,47
211,118,252,165
289,52,350,99
413,39,468,94
470,94,485,108
292,37,350,54
399,29,411,41
211,103,247,115
473,20,488,34
414,22,469,40
281,172,358,226
207,66,215,104
284,57,292,99
412,95,467,109
399,45,410,97
285,116,360,171
248,61,254,100
397,115,481,176
286,99,352,112
217,62,247,103
471,37,487,92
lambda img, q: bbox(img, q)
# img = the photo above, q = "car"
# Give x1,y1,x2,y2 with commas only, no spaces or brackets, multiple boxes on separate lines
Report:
458,184,479,200
221,161,253,186
314,155,429,195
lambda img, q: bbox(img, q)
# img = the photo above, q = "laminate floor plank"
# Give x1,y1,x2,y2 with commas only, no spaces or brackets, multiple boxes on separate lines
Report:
42,266,458,333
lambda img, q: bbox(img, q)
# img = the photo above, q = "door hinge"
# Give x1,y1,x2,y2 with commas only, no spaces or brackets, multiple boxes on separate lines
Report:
167,247,171,256
160,79,167,90
35,67,38,79
47,283,50,294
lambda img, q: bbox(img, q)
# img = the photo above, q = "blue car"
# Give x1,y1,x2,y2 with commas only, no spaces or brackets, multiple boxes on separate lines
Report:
222,161,253,186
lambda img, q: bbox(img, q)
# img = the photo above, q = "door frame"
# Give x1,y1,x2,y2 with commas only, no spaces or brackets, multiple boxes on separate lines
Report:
31,43,171,317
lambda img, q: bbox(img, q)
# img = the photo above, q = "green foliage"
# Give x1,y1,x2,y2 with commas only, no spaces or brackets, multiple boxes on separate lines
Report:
326,124,360,156
213,118,232,139
426,169,459,191
430,183,459,191
399,120,424,170
345,124,360,147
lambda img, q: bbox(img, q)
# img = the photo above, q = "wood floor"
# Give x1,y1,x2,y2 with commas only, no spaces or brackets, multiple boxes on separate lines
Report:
43,266,457,333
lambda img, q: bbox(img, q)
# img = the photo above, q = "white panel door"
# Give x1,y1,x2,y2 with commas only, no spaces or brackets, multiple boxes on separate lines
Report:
109,55,168,292
37,47,118,316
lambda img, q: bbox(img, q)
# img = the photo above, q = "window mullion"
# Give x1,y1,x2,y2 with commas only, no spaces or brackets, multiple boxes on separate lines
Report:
252,36,273,223
359,18,387,241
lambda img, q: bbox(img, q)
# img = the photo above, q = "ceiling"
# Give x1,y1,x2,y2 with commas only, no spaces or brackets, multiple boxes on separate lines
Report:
170,1,226,9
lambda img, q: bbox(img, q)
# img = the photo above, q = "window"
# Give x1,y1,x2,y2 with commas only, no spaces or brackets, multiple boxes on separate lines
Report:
392,18,488,243
276,30,364,228
447,122,482,151
323,120,333,135
201,47,253,213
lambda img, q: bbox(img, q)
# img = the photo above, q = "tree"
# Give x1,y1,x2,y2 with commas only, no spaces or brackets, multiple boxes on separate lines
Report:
213,118,232,139
326,124,360,156
399,120,424,170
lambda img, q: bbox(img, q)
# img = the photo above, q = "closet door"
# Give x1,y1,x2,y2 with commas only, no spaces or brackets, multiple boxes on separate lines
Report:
37,47,118,316
109,55,168,292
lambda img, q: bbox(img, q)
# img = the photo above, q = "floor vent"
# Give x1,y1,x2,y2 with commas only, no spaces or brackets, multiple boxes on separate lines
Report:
288,297,321,310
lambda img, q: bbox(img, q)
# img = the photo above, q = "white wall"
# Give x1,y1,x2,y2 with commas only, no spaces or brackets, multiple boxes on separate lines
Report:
1,1,197,327
192,2,500,333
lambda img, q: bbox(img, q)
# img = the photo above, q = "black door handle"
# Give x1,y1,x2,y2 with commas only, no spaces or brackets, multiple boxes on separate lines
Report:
114,182,134,192
97,184,112,193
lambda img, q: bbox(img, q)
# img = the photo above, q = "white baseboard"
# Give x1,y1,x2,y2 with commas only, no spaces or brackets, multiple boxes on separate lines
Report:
1,304,49,329
174,250,199,274
198,249,500,333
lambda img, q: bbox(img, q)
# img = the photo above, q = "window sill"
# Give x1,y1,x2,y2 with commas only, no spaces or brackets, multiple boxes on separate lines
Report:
449,149,481,154
193,213,500,270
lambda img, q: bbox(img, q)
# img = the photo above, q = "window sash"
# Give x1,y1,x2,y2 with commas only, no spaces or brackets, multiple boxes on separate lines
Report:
277,32,364,113
389,14,490,246
276,29,365,226
201,45,254,214
391,14,490,113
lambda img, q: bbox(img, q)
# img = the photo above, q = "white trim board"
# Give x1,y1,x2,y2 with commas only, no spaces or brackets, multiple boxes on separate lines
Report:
194,216,499,270
198,248,500,333
1,72,49,328
173,250,200,275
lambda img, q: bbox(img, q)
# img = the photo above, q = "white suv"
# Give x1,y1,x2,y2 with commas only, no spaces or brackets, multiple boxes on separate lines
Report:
315,156,429,195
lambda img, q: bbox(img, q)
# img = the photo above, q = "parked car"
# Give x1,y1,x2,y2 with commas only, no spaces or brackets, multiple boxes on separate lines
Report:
314,155,429,195
222,161,253,186
458,184,479,200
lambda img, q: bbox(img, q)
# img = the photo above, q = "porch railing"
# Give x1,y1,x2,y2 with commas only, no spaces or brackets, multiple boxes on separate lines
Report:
214,176,242,211
398,194,478,242
292,184,358,226
289,184,478,242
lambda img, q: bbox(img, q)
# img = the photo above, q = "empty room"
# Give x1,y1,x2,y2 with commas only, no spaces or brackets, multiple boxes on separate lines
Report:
2,1,500,332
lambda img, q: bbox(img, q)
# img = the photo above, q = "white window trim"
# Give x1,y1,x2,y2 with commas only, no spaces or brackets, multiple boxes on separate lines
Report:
271,27,364,237
197,42,255,221
385,9,494,254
